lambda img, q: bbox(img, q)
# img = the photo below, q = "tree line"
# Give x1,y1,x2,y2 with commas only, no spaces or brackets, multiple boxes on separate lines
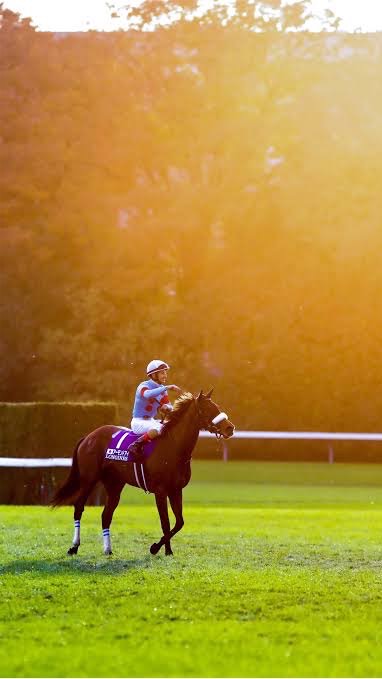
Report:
1,2,382,435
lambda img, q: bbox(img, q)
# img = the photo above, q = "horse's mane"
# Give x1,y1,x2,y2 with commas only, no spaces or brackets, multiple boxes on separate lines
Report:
161,392,194,435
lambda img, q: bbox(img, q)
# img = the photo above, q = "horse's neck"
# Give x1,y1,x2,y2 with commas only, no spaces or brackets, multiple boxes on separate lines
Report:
169,401,200,459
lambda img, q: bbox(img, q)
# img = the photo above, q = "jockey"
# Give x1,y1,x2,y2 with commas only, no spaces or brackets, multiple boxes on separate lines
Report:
127,360,182,460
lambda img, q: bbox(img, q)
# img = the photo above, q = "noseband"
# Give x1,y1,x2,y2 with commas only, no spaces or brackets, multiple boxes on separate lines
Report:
196,405,228,438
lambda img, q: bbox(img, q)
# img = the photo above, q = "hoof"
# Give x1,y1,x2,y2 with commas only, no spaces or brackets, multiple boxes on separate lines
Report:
150,542,161,555
104,550,113,556
165,549,173,556
67,545,79,555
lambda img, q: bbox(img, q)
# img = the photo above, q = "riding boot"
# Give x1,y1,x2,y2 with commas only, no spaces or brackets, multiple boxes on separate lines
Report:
127,435,148,462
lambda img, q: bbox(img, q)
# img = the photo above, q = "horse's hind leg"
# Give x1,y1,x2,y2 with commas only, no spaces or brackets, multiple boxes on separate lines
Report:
101,480,124,556
67,484,96,556
67,497,85,555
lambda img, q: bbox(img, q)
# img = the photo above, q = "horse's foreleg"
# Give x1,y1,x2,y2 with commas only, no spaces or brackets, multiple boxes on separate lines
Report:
151,492,172,556
151,489,184,556
101,481,123,555
168,489,184,539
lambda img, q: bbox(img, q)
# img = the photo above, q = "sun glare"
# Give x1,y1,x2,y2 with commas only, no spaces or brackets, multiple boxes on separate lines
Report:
4,0,117,31
3,0,382,32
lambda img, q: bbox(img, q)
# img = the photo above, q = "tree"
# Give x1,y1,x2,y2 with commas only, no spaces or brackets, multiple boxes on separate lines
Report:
5,0,382,443
108,0,342,32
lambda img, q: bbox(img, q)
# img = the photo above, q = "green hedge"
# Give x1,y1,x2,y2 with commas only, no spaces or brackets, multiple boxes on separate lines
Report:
0,468,106,506
0,402,119,505
0,401,118,457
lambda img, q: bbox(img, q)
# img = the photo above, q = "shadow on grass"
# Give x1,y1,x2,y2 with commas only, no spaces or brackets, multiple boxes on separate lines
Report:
0,555,157,576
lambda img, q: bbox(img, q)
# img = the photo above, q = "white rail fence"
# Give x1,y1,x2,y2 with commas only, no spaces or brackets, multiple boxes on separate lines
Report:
205,430,382,463
1,430,382,466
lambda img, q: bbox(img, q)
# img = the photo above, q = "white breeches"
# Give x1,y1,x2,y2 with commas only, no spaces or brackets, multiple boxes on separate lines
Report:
131,417,163,435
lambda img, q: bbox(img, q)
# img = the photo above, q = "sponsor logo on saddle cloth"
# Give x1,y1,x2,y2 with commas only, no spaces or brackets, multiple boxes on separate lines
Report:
105,428,156,462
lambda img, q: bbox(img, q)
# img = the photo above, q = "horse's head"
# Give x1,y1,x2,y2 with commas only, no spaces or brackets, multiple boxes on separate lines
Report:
196,389,235,439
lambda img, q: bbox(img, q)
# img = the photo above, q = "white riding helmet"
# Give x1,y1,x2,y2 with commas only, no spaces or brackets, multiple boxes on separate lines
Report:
146,359,170,376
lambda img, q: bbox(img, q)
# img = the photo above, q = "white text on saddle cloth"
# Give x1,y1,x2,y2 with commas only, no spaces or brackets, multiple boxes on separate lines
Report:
105,448,129,462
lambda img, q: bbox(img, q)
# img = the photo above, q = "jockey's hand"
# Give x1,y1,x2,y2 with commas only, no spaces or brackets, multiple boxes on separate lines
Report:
157,406,169,422
168,384,182,394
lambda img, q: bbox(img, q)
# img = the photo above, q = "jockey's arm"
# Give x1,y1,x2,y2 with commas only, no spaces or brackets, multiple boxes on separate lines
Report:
141,385,167,398
141,385,181,399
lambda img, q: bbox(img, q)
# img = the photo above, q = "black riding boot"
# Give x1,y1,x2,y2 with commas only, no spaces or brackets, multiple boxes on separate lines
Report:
127,435,147,462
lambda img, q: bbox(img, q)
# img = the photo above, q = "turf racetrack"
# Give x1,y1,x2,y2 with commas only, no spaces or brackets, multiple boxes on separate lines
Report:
2,461,382,678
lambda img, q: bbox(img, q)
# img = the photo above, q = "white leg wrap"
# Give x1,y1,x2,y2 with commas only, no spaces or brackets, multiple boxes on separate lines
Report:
103,528,111,553
73,520,80,546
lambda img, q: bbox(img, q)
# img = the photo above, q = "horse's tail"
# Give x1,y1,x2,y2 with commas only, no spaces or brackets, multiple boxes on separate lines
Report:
49,437,84,507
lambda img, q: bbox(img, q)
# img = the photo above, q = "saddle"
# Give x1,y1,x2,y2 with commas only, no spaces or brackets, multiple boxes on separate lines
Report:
105,428,156,463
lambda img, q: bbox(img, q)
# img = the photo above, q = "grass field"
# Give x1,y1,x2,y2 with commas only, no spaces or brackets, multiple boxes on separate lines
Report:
2,461,382,678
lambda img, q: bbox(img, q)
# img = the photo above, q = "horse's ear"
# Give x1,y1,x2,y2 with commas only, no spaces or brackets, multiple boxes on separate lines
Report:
206,388,214,399
197,390,204,399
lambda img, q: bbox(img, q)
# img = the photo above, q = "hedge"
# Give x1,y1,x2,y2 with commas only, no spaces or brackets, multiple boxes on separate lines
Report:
0,401,119,505
0,401,118,457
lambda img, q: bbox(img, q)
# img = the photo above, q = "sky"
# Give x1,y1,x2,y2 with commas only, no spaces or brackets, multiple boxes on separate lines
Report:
3,0,382,32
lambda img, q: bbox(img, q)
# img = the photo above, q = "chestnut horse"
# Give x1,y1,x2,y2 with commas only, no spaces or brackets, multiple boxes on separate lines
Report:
50,390,235,556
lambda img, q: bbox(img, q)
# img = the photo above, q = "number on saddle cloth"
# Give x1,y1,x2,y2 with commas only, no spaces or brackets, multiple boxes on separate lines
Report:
105,428,157,462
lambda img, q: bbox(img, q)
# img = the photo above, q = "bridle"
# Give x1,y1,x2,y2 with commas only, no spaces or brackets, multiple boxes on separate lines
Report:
196,403,229,439
181,399,232,466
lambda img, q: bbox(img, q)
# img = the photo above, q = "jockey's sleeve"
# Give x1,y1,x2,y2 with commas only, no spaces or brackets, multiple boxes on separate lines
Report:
140,385,168,398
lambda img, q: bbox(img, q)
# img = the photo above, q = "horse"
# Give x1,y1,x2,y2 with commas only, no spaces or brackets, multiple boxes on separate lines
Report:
50,389,235,556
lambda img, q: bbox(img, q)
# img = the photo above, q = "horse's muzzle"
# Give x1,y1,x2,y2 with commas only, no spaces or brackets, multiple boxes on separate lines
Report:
221,421,235,439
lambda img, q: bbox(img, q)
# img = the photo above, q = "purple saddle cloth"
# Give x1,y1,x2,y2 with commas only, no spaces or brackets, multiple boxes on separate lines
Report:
105,428,156,463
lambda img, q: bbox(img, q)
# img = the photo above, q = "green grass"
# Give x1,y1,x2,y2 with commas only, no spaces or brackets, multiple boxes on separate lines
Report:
2,461,382,677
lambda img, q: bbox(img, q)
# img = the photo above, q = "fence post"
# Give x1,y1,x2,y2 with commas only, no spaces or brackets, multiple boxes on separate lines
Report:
222,440,229,462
